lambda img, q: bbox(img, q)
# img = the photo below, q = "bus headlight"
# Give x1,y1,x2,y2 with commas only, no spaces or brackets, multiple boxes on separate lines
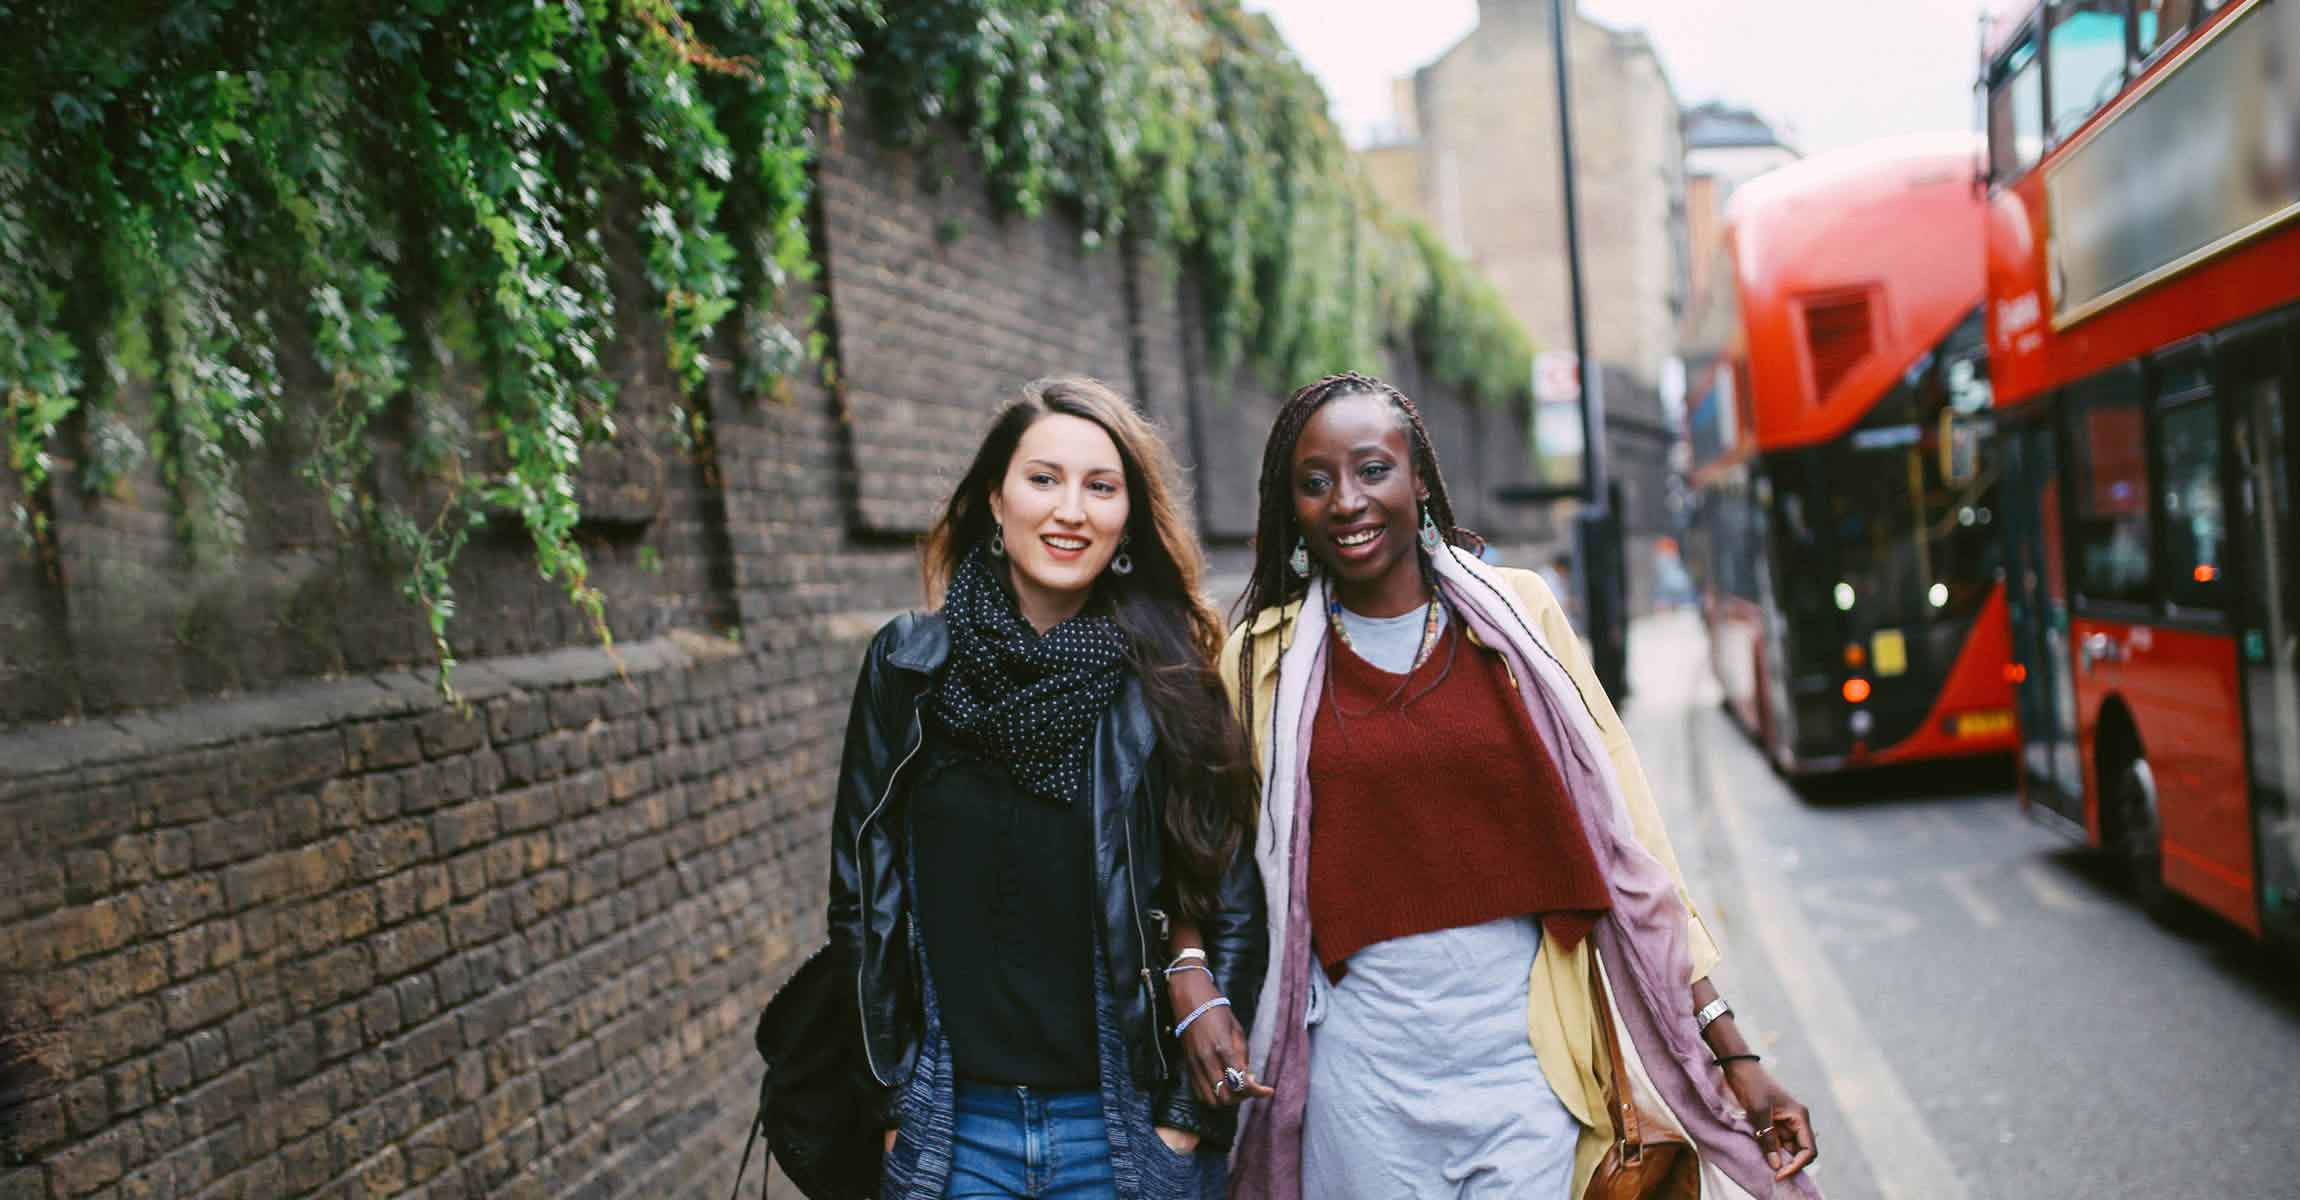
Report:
1834,582,1856,611
1929,583,1949,608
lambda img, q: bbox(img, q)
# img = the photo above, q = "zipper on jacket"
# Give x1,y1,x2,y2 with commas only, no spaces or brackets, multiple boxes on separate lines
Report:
855,695,928,1087
1120,799,1171,1078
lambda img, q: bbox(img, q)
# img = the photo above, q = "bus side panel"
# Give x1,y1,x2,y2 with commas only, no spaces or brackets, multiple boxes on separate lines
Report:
1872,584,2020,764
2075,617,2259,933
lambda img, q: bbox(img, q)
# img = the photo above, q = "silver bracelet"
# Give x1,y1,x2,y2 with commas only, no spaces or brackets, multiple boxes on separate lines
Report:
1167,947,1208,969
1173,995,1231,1037
1164,961,1215,981
1695,997,1732,1032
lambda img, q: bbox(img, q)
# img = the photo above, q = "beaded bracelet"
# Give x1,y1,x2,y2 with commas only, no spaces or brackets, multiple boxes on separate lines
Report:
1173,995,1231,1037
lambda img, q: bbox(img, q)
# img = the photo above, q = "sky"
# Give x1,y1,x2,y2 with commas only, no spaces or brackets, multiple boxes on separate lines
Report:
1241,0,1989,156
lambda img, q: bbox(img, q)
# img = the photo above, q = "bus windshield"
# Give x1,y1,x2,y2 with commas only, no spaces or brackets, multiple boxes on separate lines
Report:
1769,310,1999,646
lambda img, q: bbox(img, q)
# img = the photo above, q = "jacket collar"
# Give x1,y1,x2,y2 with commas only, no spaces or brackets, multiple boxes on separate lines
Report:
1236,600,1306,697
1245,600,1296,636
886,612,949,675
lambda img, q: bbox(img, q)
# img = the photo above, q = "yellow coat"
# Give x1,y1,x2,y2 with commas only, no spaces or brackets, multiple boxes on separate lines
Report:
1217,567,1721,1191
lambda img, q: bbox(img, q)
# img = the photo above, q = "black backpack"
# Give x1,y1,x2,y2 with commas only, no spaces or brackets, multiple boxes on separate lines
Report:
731,944,885,1200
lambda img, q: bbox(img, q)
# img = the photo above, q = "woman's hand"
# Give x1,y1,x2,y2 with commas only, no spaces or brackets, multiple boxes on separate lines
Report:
1154,1126,1200,1155
1721,1060,1816,1180
883,1128,898,1154
1169,968,1271,1107
1164,921,1269,1108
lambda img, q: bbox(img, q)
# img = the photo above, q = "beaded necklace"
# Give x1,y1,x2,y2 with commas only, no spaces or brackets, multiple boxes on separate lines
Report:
1326,590,1444,673
1322,590,1453,721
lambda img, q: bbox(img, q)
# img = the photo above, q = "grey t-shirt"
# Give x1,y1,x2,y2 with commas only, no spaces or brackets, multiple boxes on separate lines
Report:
1334,602,1447,675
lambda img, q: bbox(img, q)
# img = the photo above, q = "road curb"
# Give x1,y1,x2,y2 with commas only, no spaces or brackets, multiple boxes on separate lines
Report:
1686,665,1969,1200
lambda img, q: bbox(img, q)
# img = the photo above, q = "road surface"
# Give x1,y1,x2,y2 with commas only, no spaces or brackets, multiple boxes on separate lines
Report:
1627,610,2300,1200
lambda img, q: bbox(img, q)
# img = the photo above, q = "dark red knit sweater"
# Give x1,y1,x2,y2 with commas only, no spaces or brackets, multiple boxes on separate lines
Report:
1307,620,1610,980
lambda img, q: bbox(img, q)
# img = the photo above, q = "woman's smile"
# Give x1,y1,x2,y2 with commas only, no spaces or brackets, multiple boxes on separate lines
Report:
1291,392,1428,617
1040,532,1092,560
1328,523,1386,561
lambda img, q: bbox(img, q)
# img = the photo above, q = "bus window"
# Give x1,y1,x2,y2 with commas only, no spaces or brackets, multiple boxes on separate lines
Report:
2160,399,2227,612
2158,354,2212,400
2134,0,2193,61
1989,34,2045,182
2071,368,2153,605
2049,0,2131,140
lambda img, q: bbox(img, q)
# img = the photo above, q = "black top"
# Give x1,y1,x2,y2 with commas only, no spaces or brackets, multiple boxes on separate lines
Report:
909,737,1101,1088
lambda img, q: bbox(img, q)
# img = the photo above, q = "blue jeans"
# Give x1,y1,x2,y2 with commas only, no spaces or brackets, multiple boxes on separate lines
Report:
943,1082,1116,1199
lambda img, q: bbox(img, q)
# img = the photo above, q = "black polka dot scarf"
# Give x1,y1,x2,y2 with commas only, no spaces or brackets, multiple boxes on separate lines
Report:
931,545,1131,804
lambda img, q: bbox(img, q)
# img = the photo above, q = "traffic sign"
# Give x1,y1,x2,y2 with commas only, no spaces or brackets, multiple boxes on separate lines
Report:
1534,350,1580,404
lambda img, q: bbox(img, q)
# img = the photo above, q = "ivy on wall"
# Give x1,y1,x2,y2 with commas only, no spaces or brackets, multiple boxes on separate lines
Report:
0,0,1532,677
0,0,863,681
858,1,1532,402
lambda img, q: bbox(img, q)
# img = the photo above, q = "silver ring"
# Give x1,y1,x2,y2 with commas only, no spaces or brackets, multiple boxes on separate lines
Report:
1223,1066,1248,1092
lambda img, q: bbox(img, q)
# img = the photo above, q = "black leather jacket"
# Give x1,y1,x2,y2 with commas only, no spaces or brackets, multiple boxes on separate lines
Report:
827,612,1266,1140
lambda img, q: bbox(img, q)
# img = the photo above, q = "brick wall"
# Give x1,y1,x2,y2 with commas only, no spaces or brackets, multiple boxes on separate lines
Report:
2,254,739,728
0,112,1549,1200
816,118,1139,539
0,633,840,1200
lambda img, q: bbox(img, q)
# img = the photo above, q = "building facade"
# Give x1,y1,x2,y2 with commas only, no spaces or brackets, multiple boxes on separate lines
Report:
1681,101,1801,364
1678,102,1799,478
1360,0,1691,605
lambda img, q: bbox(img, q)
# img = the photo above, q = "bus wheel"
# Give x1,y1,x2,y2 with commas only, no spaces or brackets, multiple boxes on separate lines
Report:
2111,758,2172,920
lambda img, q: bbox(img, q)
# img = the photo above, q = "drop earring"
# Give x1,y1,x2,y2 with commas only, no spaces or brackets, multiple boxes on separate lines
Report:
1110,532,1134,576
989,522,1005,558
1418,505,1444,555
1289,538,1311,578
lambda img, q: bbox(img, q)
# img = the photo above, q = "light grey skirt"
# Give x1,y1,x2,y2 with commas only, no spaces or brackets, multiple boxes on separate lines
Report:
1301,915,1581,1200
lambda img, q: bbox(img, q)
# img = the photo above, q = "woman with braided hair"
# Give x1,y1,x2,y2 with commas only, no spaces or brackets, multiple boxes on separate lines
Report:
1169,372,1821,1198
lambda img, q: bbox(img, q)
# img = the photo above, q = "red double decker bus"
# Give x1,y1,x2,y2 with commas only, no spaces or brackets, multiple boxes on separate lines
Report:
1684,134,2018,776
1982,0,2300,941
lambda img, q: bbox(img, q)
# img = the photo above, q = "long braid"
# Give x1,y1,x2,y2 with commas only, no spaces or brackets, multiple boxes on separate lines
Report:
1232,371,1486,758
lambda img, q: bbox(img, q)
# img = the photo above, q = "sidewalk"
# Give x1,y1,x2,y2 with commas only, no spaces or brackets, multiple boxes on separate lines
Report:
1622,610,1886,1199
1619,611,1739,941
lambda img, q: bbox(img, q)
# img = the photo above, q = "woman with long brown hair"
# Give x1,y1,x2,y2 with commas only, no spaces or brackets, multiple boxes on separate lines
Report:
826,377,1264,1199
1189,371,1820,1198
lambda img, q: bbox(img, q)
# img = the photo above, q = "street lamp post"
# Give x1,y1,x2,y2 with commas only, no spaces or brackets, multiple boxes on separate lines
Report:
1549,0,1631,702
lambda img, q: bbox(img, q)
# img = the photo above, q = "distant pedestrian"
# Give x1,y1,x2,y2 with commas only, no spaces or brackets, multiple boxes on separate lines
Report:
805,378,1266,1199
1208,372,1820,1198
1538,549,1578,629
1655,535,1698,610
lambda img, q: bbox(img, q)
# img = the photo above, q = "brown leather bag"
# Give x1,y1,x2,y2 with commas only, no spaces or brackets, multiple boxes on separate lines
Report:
1583,955,1702,1200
